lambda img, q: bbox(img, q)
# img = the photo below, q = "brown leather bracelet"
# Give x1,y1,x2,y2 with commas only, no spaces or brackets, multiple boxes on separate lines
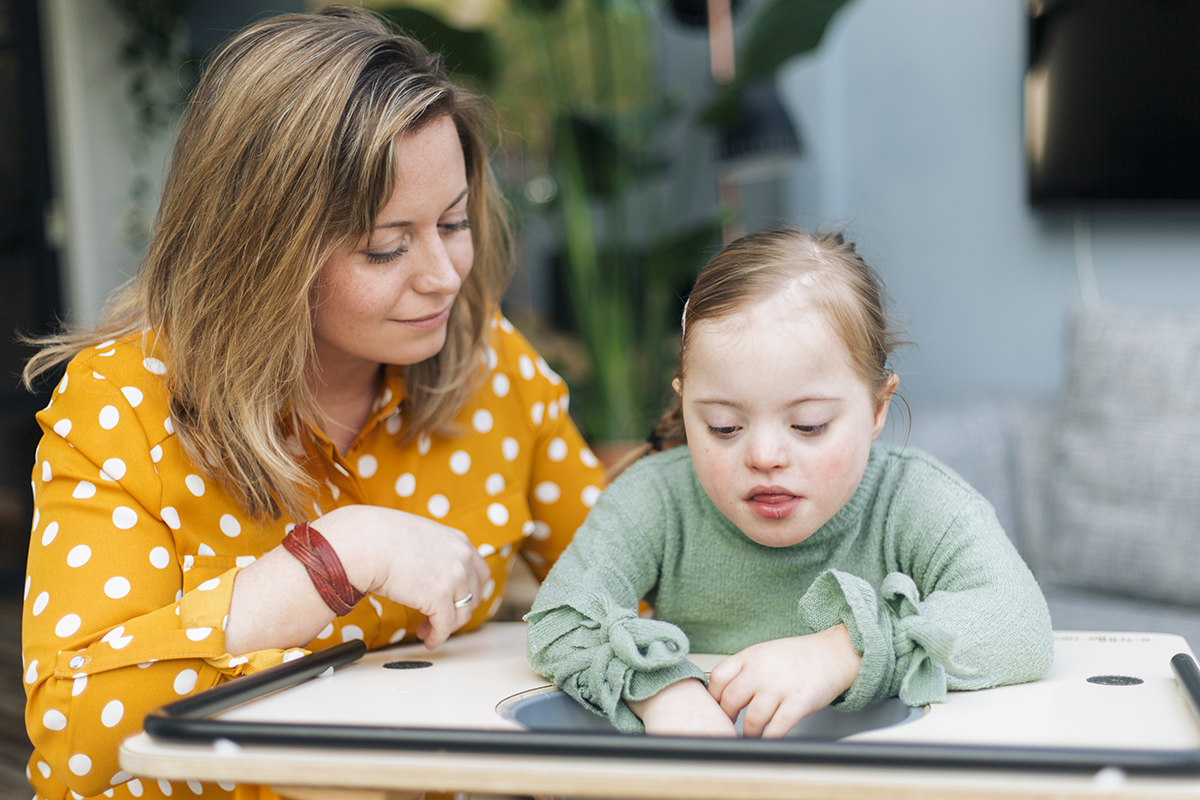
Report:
281,521,366,616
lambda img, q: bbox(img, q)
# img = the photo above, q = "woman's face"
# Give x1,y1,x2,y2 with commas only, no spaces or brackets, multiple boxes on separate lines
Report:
676,290,894,548
312,115,474,375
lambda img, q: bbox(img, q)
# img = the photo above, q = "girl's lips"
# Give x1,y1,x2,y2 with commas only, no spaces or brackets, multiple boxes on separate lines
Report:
397,305,451,331
745,490,802,520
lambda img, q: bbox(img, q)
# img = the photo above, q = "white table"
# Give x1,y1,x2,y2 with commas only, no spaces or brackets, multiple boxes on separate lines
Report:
120,624,1200,799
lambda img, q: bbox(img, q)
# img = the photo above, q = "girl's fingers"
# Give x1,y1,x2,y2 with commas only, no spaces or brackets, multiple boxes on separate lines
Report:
740,694,782,739
760,699,805,739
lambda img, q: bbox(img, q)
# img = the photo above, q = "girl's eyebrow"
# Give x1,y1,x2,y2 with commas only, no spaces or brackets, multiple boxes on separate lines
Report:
373,188,470,230
693,396,839,409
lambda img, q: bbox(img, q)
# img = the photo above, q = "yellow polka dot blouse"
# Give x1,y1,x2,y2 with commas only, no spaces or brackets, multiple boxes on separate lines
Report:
22,316,605,800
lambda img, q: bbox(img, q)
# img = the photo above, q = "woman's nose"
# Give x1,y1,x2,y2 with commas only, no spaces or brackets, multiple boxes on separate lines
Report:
413,235,463,295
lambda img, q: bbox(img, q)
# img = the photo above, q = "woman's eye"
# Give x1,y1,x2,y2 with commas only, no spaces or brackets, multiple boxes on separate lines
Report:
793,423,829,436
440,219,472,234
707,425,740,438
365,246,407,264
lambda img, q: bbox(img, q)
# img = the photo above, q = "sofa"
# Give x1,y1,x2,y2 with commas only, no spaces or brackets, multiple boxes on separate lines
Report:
901,304,1200,650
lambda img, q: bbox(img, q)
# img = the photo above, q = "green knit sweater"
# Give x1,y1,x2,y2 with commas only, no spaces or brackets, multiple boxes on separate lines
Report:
526,444,1054,733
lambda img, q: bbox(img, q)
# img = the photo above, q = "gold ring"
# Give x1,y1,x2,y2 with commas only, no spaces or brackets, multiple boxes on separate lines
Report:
454,592,473,608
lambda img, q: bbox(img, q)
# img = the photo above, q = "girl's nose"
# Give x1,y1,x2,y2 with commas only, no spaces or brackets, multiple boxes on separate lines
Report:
744,429,789,472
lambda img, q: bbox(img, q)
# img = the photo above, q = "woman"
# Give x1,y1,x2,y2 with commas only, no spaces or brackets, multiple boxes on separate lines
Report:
21,8,604,800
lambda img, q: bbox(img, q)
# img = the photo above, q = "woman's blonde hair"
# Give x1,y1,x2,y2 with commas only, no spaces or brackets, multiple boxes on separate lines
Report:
647,227,907,452
23,7,512,521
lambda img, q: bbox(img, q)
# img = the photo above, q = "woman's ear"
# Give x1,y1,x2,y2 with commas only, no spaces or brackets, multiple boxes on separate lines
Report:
871,373,899,439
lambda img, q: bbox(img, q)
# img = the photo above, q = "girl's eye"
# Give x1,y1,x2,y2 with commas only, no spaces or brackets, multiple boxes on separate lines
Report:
707,425,740,438
793,423,829,436
440,219,472,234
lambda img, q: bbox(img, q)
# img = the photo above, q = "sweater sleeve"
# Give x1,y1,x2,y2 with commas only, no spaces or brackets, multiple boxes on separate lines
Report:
24,355,305,797
797,486,1054,711
525,466,706,733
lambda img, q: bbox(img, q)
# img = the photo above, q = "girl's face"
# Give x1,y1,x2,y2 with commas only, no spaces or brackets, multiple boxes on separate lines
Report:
677,290,895,548
312,115,474,375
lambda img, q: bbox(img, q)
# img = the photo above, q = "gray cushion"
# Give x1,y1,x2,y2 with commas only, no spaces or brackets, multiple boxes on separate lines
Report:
1027,305,1200,606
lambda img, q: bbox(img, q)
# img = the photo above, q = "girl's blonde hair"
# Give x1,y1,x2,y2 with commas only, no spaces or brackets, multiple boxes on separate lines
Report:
23,7,512,522
647,227,906,452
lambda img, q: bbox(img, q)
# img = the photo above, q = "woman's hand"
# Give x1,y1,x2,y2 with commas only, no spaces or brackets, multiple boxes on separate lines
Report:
225,504,489,654
626,678,738,737
706,625,863,738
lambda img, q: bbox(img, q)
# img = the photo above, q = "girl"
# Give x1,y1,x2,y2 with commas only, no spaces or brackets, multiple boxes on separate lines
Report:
22,9,603,800
527,228,1053,738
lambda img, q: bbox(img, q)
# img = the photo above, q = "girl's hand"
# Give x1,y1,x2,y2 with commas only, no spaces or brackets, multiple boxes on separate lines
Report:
626,678,738,737
706,625,863,738
316,505,491,649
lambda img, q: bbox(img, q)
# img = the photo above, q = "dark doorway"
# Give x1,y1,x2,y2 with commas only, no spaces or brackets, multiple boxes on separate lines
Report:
0,0,64,594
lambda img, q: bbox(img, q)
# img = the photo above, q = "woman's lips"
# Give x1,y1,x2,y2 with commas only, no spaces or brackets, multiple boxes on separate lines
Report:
745,488,801,520
397,305,451,331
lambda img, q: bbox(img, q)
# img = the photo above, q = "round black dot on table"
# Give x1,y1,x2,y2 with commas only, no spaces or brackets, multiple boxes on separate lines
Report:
383,660,433,670
1086,675,1143,686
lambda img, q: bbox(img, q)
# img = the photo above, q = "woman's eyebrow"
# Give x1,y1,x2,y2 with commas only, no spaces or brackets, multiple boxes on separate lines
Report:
373,188,470,230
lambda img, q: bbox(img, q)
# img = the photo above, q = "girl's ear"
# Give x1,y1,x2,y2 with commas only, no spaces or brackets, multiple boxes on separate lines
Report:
672,377,682,396
871,373,899,440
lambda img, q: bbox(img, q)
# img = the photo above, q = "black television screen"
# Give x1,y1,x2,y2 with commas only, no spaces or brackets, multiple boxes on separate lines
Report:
1025,0,1200,206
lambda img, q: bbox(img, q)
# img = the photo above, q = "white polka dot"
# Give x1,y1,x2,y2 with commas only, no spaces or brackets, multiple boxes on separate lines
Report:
185,628,211,641
485,473,505,496
534,481,561,503
161,507,181,529
104,626,133,649
547,437,568,462
487,503,509,526
315,622,335,640
37,760,50,778
582,485,602,507
55,614,81,637
153,778,168,796
149,546,170,569
385,412,402,435
121,386,144,407
41,521,58,546
72,481,95,499
126,778,143,797
236,555,256,568
342,625,365,642
368,595,383,615
198,542,215,557
502,437,519,462
32,591,49,615
99,405,120,429
197,578,220,591
492,373,510,398
31,508,38,531
67,544,91,567
173,669,198,695
477,543,496,557
143,357,166,374
112,769,131,785
72,674,87,695
518,354,536,380
68,753,91,776
580,448,599,468
104,577,130,599
500,543,513,557
164,417,175,435
150,445,163,463
23,573,29,600
394,472,416,497
58,373,69,393
53,419,71,437
560,395,571,414
357,454,378,478
42,461,52,482
499,316,514,332
531,402,545,426
449,450,471,475
102,700,124,727
184,474,205,496
548,400,560,421
24,660,37,684
100,458,126,481
525,550,546,566
187,779,203,795
219,514,241,537
112,506,137,529
388,627,408,644
418,434,431,454
482,578,496,600
472,408,494,433
43,708,67,730
522,520,536,537
227,657,247,668
537,356,562,383
427,494,450,519
531,521,552,540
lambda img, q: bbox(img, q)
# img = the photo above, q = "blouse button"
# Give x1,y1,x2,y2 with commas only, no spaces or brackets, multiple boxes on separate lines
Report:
69,655,85,669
